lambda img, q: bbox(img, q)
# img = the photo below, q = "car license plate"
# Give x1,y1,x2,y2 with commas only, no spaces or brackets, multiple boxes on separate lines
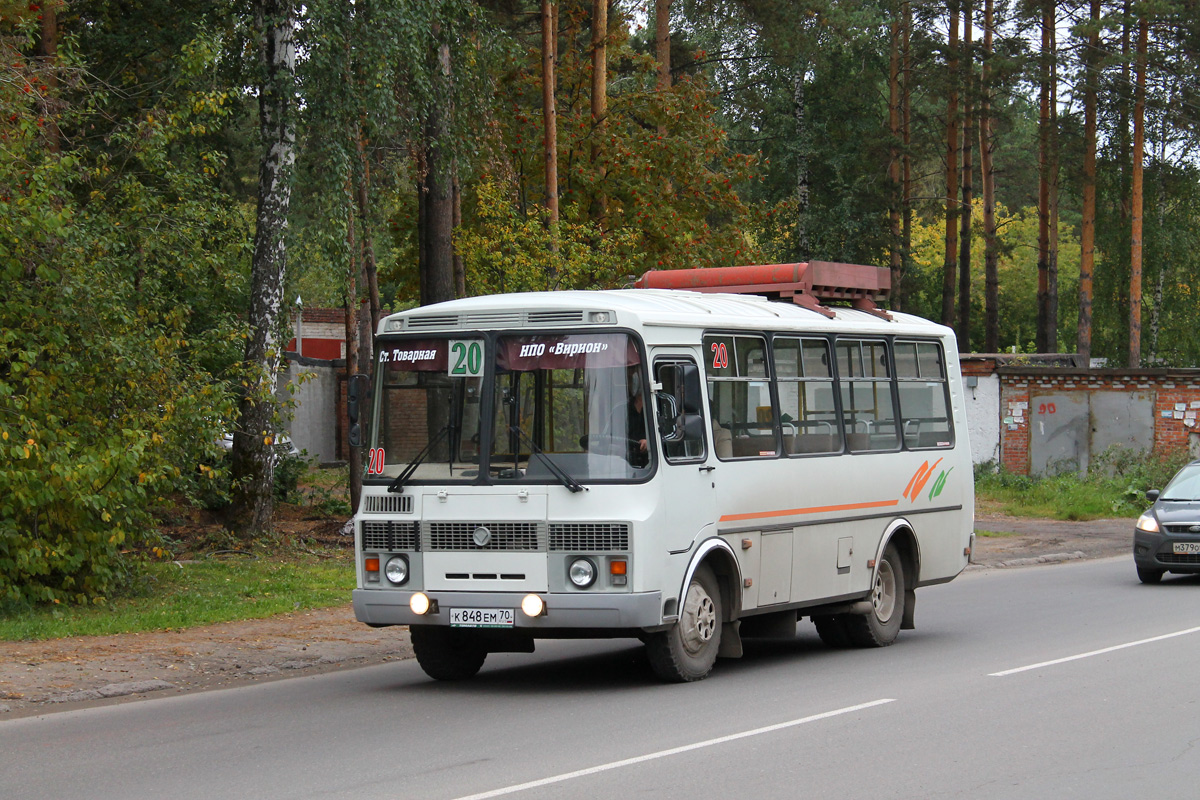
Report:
450,608,515,628
1173,542,1200,555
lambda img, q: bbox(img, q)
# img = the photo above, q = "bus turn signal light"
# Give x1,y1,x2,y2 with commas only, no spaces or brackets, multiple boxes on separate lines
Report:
610,560,627,575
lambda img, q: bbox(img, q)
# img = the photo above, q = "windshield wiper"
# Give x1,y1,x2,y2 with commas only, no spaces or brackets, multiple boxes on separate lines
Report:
388,424,454,493
507,424,585,493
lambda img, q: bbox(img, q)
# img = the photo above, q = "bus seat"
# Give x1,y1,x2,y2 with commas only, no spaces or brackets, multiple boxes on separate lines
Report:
713,420,733,459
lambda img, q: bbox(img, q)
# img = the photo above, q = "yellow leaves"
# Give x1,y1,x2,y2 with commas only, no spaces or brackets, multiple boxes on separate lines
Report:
1,431,6,440
101,511,112,523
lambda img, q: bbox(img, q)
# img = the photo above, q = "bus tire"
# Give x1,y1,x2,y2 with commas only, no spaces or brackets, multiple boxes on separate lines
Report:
410,625,487,681
646,565,722,682
812,615,853,648
845,545,905,648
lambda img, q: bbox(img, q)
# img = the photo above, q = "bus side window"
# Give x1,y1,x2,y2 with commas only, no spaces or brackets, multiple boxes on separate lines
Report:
654,359,707,462
704,334,776,459
836,339,899,453
773,336,841,455
896,340,954,449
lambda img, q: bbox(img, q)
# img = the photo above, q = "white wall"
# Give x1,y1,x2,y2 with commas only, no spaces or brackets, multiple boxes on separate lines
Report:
278,358,341,465
964,374,1000,465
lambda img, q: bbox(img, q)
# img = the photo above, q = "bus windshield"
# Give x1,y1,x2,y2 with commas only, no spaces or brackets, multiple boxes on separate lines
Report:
368,332,651,485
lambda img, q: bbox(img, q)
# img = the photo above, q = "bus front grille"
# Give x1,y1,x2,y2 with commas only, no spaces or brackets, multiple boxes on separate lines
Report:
425,522,544,551
361,521,419,551
549,523,630,552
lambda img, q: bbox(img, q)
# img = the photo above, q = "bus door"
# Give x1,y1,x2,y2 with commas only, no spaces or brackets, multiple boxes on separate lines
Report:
652,354,716,553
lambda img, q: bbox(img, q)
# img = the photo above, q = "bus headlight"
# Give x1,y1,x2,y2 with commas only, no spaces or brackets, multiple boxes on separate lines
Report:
568,557,597,588
384,555,409,586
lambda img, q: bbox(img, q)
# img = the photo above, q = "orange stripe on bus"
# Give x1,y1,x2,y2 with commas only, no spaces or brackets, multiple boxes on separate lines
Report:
719,499,900,523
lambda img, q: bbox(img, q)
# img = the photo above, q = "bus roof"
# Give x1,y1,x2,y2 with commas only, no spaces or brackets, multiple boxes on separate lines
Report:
378,289,953,340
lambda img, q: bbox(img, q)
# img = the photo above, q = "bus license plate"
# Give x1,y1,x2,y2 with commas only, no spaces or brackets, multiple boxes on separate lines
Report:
1173,542,1200,555
450,608,515,628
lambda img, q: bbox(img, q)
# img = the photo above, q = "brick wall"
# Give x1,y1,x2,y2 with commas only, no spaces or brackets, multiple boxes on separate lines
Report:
998,367,1200,475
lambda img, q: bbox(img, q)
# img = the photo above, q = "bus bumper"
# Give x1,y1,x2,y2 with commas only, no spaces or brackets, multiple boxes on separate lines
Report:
353,589,664,630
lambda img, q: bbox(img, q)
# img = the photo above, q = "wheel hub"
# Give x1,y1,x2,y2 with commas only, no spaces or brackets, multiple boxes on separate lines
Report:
681,582,717,655
872,560,897,623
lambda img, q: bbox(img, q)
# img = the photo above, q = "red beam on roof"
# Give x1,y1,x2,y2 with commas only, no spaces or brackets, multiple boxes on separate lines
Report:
633,261,892,319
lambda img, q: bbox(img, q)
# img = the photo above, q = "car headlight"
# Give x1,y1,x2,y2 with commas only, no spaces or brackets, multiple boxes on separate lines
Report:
568,557,597,588
1136,512,1160,533
384,555,409,585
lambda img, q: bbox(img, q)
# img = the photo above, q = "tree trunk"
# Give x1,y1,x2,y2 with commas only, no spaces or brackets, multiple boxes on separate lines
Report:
957,0,973,347
941,1,959,328
979,0,999,352
356,132,381,334
452,168,466,297
229,0,297,536
656,0,671,138
901,0,912,313
422,43,456,305
541,0,560,227
793,63,811,261
591,0,608,225
1047,15,1059,352
1130,14,1147,367
1078,0,1098,362
345,190,362,512
1035,0,1051,352
35,3,59,153
888,3,903,309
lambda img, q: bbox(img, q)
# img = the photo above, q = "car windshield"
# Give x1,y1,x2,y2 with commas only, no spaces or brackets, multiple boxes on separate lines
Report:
1160,463,1200,501
367,332,652,485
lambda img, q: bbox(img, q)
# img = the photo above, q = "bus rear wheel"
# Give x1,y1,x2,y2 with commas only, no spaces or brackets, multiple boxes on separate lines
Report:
410,625,487,681
845,544,905,648
647,565,723,682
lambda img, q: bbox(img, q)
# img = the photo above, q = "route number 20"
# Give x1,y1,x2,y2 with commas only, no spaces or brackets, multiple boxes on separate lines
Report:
449,340,483,377
710,341,729,370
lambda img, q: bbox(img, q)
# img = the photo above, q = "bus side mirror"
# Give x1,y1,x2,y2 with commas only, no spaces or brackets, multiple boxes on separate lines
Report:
675,363,703,414
347,374,370,448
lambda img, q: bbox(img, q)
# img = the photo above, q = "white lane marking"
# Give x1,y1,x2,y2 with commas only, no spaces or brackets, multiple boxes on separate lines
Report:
990,625,1200,677
450,698,895,800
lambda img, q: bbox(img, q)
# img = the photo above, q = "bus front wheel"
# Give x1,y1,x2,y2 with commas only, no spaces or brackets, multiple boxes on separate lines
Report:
646,564,723,682
844,544,905,648
410,625,487,681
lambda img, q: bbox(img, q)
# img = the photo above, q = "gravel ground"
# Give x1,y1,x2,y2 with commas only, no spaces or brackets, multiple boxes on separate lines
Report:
0,514,1135,718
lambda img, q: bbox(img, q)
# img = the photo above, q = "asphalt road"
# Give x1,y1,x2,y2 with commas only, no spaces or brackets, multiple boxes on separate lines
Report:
4,556,1199,800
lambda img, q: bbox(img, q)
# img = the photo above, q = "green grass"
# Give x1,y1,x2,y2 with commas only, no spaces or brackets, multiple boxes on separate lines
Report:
0,554,355,641
975,529,1018,538
974,450,1188,521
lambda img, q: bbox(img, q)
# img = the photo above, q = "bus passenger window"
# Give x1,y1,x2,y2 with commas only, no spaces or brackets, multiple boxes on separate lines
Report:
896,340,954,449
704,334,777,459
773,337,841,455
836,339,899,453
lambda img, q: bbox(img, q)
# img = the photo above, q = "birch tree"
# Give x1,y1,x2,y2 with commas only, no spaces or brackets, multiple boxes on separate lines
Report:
229,0,297,535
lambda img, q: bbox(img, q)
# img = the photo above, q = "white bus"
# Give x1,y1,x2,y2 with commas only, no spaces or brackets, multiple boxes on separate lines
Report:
350,263,974,682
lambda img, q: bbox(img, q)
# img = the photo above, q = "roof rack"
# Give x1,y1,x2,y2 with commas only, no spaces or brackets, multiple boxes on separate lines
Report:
633,261,892,320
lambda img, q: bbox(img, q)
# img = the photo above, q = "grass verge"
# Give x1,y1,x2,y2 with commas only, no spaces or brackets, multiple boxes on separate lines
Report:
974,450,1188,520
0,553,354,641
